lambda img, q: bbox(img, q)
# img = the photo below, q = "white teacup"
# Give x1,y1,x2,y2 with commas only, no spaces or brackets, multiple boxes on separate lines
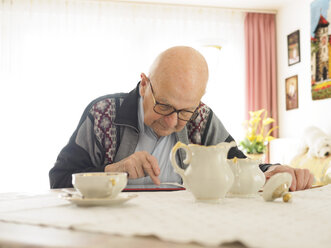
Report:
72,172,128,199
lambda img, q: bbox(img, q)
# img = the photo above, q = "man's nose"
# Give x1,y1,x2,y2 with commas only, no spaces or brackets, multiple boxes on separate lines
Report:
163,112,178,128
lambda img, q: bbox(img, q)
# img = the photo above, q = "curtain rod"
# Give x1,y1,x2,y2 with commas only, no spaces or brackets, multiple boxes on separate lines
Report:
93,0,278,14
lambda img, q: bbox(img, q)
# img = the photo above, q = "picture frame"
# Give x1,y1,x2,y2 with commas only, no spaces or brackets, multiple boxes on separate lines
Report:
285,75,299,110
287,30,300,66
310,0,331,100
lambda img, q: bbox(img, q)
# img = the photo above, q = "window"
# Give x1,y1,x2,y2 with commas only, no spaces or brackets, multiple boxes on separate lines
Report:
0,0,246,192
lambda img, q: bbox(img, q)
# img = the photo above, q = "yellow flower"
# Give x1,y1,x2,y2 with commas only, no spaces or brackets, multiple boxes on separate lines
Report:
247,135,255,142
249,109,264,118
262,117,275,126
249,117,261,127
256,134,264,143
265,136,276,142
240,109,278,154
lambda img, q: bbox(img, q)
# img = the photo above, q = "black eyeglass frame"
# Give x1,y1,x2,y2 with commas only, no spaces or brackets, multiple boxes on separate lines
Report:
148,80,199,121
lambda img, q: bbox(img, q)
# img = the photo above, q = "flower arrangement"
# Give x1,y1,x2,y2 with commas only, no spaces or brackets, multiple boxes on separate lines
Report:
239,109,278,154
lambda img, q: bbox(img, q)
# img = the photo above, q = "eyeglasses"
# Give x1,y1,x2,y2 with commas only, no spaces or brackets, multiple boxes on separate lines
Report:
148,80,198,121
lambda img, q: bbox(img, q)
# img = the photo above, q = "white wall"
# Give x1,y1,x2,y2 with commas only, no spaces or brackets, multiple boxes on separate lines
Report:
277,0,331,137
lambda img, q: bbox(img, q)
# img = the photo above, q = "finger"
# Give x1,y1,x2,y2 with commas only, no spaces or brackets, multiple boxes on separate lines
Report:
134,163,145,178
264,166,278,179
264,165,296,191
144,166,160,185
264,171,272,180
121,157,136,179
295,169,304,190
289,171,297,191
142,162,160,185
127,153,145,179
265,165,297,191
146,154,160,176
302,169,311,189
276,166,297,191
265,165,288,178
280,166,297,191
126,164,138,179
306,173,315,189
137,152,160,185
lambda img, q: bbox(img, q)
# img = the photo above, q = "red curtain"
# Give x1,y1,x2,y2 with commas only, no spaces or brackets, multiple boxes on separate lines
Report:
244,13,278,138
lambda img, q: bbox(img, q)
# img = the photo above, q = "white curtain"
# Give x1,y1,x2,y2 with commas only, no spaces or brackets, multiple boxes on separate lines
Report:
0,0,245,192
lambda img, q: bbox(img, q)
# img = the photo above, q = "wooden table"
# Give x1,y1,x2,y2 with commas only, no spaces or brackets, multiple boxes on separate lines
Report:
0,221,244,248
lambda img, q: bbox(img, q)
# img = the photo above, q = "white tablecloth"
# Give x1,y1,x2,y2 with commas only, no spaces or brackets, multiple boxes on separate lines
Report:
0,185,331,248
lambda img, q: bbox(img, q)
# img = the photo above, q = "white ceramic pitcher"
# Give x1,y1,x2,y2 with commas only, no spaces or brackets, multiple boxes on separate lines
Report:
170,141,236,202
227,157,266,197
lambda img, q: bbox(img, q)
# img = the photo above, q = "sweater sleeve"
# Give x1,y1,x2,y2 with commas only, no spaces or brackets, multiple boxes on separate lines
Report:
49,142,105,189
49,114,106,189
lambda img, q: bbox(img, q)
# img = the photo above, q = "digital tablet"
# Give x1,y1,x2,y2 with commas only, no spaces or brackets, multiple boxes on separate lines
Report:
123,184,186,192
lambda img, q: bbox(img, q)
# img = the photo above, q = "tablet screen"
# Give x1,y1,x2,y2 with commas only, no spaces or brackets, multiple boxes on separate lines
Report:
123,184,185,192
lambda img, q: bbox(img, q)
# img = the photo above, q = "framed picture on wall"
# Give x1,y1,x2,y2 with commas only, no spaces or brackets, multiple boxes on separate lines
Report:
285,75,299,110
287,30,300,66
311,0,331,100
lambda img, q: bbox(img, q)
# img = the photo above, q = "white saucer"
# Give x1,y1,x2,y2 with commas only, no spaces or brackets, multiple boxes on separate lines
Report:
59,193,138,207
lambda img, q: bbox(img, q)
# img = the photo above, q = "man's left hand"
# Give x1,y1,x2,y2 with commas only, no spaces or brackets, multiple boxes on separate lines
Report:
264,165,314,191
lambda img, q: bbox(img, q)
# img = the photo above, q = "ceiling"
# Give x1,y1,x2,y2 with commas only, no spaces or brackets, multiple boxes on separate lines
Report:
122,0,289,12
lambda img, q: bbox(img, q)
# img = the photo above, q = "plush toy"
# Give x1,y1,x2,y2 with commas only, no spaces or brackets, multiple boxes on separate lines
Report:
299,126,331,159
291,126,331,186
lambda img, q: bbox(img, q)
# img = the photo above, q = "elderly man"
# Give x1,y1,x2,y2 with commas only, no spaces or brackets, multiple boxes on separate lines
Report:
49,46,314,191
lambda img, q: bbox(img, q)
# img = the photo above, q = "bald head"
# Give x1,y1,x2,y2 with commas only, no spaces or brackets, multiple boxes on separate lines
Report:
149,46,209,100
139,46,209,137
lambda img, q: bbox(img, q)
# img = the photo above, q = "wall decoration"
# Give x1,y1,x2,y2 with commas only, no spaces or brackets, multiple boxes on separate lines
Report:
286,75,299,111
287,30,300,66
311,0,331,100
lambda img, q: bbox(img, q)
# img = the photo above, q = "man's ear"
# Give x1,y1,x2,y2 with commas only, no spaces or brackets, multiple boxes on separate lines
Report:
140,73,148,97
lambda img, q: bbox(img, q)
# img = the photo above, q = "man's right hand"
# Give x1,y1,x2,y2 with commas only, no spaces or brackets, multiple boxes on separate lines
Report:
104,151,161,185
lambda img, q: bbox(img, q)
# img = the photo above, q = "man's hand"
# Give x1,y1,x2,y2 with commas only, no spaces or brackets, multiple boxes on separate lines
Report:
104,151,161,185
264,165,314,191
